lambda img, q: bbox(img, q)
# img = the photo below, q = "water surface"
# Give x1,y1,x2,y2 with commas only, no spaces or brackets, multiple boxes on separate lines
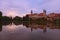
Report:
0,23,60,40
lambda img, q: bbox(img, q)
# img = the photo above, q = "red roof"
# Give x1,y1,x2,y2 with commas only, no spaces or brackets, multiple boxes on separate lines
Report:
55,14,60,17
38,13,45,16
26,13,45,16
48,13,60,18
26,13,38,16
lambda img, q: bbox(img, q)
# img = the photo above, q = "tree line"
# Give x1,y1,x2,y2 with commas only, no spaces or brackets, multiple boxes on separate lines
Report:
0,11,60,26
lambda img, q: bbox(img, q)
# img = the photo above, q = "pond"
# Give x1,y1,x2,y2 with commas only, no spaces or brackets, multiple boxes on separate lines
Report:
0,23,60,40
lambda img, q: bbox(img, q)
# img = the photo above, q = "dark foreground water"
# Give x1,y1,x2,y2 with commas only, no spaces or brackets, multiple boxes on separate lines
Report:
0,23,60,40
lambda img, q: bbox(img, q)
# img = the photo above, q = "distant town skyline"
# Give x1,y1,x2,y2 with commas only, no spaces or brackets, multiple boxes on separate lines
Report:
0,0,60,17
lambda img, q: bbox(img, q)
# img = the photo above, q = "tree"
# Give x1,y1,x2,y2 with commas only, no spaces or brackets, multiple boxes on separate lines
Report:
2,16,12,25
0,11,2,21
13,16,22,25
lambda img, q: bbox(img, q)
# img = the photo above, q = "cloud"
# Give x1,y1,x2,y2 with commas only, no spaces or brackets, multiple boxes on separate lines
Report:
0,0,30,17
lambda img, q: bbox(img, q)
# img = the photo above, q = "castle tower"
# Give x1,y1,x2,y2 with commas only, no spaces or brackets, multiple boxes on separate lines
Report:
43,9,46,14
43,10,46,15
31,10,33,14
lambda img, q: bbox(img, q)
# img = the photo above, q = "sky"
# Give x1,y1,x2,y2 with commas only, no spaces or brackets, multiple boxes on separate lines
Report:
0,0,60,17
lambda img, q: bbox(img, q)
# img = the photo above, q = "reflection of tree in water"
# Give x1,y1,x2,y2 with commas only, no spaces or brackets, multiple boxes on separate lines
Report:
2,16,12,25
0,22,2,32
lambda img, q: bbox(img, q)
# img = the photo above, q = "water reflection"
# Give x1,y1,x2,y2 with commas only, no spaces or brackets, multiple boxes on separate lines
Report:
0,23,2,32
0,22,60,32
0,22,60,40
23,23,47,32
5,23,17,31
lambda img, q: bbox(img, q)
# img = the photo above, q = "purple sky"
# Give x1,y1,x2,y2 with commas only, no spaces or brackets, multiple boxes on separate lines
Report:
0,0,60,17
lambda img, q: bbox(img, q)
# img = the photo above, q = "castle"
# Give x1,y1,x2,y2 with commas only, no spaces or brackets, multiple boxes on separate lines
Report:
26,10,60,20
26,10,47,19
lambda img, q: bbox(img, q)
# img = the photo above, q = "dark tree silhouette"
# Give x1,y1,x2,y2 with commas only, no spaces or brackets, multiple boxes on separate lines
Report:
0,11,2,21
2,16,12,25
13,16,22,25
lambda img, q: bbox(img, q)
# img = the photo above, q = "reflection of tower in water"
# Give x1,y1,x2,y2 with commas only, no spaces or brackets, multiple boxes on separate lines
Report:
31,27,33,32
24,23,47,32
43,26,46,32
30,24,47,32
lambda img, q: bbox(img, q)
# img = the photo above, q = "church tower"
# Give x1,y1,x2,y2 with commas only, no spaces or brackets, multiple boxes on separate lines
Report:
31,10,33,14
43,10,46,14
43,9,46,13
43,9,46,15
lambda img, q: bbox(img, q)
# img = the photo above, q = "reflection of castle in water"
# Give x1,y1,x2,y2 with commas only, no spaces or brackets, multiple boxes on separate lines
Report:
47,23,60,29
23,23,60,32
23,23,47,32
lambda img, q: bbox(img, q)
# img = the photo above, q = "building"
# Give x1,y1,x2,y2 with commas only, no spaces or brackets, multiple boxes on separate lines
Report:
26,10,60,21
26,10,47,19
47,13,60,21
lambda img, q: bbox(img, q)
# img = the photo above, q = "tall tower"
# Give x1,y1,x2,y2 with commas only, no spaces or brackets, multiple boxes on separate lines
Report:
31,10,33,14
43,9,46,14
